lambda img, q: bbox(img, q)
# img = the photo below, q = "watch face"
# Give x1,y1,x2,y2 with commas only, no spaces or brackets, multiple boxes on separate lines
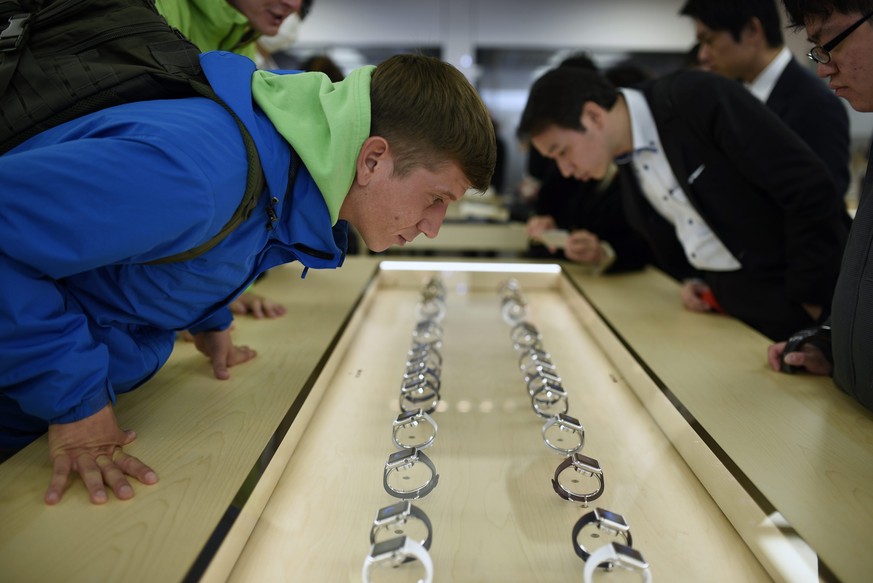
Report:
396,410,420,423
613,542,648,569
595,508,629,533
371,536,406,558
558,413,581,427
376,502,410,522
573,453,601,472
388,448,416,465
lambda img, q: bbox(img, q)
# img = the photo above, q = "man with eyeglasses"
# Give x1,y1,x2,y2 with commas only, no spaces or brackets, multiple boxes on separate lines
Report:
768,1,873,413
679,0,852,199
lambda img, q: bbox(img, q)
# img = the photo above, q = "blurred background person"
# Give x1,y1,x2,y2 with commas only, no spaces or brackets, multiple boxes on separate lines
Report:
680,0,852,199
524,55,654,274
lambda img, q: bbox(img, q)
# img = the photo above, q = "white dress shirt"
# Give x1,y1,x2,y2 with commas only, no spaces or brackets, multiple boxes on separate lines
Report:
618,88,741,271
746,47,792,103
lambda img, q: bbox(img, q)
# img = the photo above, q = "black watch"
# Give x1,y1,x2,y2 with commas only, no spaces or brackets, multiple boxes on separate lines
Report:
780,324,832,373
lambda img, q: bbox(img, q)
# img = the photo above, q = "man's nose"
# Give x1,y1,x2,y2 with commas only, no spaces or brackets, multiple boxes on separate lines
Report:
815,60,837,79
420,204,448,239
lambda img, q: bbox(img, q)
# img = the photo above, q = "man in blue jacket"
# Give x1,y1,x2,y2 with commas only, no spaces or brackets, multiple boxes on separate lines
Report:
0,52,496,504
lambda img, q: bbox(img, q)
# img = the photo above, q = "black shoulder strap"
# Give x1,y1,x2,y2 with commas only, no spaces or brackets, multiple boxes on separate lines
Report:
145,82,266,264
0,10,34,94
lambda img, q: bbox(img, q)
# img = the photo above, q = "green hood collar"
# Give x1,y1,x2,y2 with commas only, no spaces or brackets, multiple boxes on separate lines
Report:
251,66,374,224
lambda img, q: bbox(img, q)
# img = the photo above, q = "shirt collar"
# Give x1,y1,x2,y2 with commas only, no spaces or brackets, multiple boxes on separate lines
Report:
746,47,792,102
614,88,659,165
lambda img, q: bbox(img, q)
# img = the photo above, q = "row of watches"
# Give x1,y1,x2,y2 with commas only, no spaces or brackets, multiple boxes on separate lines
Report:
363,278,446,583
499,279,653,582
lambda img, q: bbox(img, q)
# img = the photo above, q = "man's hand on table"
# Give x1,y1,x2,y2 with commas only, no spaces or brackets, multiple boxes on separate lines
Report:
46,403,158,505
193,328,257,380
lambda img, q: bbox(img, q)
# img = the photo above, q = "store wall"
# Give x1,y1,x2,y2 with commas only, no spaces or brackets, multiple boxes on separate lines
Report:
298,0,695,70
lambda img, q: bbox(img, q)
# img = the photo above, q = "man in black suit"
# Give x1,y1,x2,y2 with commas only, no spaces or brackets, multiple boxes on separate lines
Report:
517,66,849,340
680,0,852,198
768,0,873,413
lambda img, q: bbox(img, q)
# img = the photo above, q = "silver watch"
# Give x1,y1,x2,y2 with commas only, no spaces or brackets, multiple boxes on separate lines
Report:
383,447,440,500
542,412,584,455
392,408,438,450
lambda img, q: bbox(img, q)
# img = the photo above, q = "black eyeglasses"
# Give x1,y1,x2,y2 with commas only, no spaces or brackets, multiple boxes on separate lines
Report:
808,11,873,64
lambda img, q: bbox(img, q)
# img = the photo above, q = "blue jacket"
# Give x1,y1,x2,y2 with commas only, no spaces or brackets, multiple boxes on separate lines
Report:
0,53,347,439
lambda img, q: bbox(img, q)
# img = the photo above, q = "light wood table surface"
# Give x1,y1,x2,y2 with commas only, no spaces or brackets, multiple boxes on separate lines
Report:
2,258,871,583
0,259,379,583
562,264,873,583
216,262,771,582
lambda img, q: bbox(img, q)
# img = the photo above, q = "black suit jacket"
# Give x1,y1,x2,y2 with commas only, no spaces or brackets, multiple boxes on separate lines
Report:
767,58,851,198
620,70,849,338
831,160,873,409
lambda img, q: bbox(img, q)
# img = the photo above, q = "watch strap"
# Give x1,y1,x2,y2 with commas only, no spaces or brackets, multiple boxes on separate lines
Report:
571,508,633,561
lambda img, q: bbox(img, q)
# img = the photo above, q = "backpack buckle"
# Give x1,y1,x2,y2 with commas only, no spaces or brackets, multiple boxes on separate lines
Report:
0,13,31,53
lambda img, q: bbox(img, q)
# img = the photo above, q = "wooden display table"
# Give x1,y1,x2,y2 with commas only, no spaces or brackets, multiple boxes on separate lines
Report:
1,258,871,583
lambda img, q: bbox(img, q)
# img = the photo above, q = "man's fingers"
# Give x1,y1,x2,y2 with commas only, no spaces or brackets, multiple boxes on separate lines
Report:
228,345,257,368
115,452,159,485
265,303,286,318
97,453,133,500
76,454,108,504
249,301,265,319
212,359,231,380
766,343,786,371
45,455,73,505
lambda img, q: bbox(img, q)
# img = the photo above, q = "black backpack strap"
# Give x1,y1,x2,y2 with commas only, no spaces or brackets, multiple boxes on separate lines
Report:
146,82,266,264
0,10,33,94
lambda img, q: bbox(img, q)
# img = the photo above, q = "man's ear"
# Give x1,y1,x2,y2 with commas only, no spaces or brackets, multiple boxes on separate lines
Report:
581,101,606,131
355,136,391,186
742,17,765,43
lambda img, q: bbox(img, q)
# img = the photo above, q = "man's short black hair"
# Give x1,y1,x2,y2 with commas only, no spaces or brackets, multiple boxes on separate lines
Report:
517,68,618,142
680,0,785,47
782,0,873,27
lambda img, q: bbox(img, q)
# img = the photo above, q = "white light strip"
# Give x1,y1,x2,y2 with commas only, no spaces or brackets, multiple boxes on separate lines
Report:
378,261,561,274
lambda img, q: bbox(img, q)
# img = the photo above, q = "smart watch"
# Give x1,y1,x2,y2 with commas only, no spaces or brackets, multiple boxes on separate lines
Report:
572,507,632,562
510,321,541,349
498,278,521,299
518,347,555,374
552,452,604,505
421,277,446,300
780,324,832,373
411,319,443,345
405,352,442,377
399,377,440,414
392,409,438,450
500,295,527,325
403,368,441,395
531,381,569,419
370,501,433,553
383,447,440,499
408,342,443,365
362,535,434,583
582,542,650,583
526,368,563,397
416,296,446,322
542,413,585,455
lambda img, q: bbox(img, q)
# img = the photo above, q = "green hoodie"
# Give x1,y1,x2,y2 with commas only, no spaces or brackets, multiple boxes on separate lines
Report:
155,0,257,59
251,66,374,224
